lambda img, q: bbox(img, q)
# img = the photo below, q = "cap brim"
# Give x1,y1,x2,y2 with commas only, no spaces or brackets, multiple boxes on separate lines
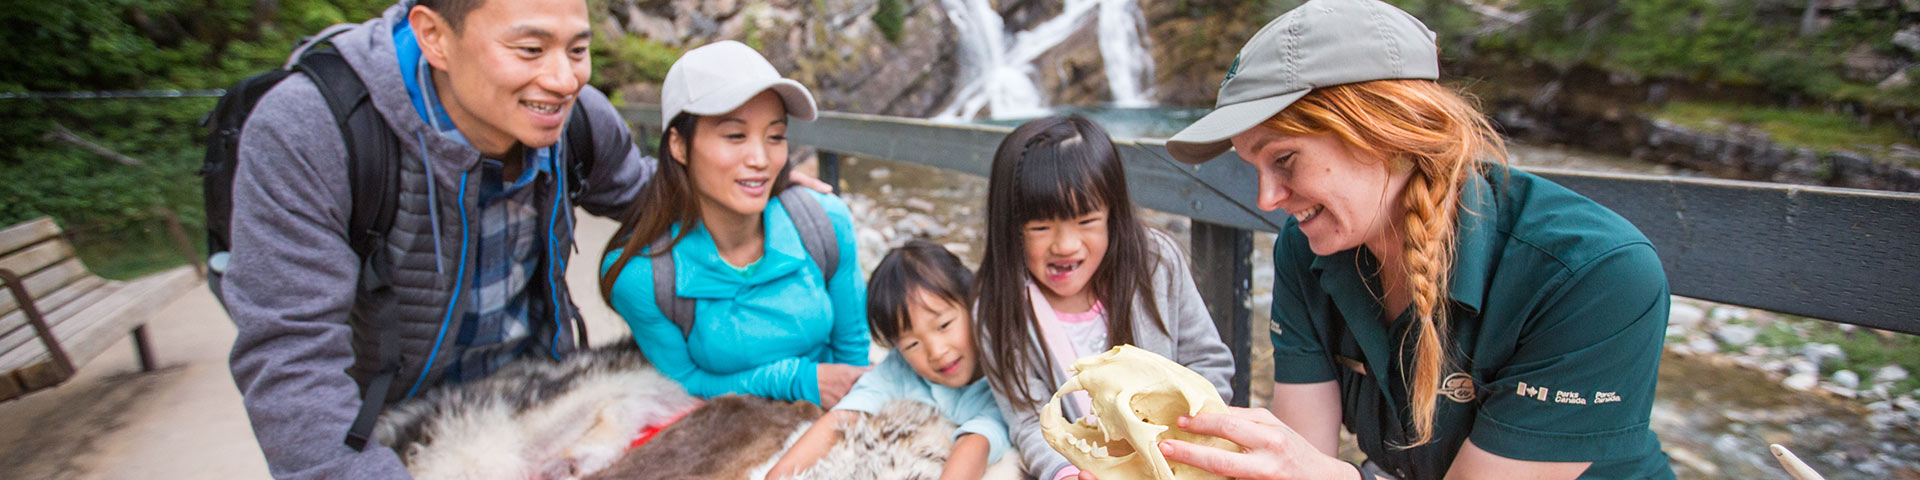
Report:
1165,90,1308,164
683,78,819,122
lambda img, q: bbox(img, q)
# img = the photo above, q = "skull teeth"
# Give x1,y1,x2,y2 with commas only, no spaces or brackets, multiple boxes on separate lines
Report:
1069,436,1114,458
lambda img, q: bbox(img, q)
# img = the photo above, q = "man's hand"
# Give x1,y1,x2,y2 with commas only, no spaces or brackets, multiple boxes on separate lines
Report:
787,169,834,194
815,363,869,409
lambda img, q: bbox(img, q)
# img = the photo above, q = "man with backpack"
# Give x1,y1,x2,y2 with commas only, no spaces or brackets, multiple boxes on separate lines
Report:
215,0,821,477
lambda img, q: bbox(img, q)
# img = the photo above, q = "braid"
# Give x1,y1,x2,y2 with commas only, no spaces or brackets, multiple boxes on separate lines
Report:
1264,79,1504,448
1397,170,1458,448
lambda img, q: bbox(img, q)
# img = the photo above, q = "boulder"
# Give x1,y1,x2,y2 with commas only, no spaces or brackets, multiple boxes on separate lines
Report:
1784,372,1820,391
1894,26,1920,55
1669,303,1706,330
1873,365,1910,384
1712,324,1757,347
1802,343,1849,369
1032,19,1111,106
1835,369,1862,390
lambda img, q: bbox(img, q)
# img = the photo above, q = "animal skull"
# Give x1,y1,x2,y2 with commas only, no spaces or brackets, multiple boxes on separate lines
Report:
1040,345,1238,480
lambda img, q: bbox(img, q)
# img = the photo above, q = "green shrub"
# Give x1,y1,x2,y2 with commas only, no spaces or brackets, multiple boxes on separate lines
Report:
1656,101,1914,154
873,0,906,44
593,35,681,93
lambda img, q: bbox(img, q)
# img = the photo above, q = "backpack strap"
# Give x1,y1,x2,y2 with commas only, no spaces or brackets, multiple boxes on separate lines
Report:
651,187,841,339
562,100,595,202
651,237,697,337
294,46,404,452
777,187,839,281
296,49,400,261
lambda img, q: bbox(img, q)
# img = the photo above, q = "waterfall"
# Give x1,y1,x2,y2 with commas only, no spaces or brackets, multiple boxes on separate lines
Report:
1096,0,1154,107
935,0,1156,120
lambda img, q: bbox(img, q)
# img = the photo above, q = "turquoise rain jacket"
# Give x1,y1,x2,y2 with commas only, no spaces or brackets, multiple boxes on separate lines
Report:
603,190,868,404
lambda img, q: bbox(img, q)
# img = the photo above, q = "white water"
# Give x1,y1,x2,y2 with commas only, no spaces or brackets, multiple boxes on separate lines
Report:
935,0,1156,120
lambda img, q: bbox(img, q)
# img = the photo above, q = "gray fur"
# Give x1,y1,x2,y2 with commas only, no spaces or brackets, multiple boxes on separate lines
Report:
797,400,957,480
373,339,701,480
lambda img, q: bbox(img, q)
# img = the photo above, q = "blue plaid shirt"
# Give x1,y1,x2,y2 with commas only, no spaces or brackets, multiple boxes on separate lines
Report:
397,19,544,383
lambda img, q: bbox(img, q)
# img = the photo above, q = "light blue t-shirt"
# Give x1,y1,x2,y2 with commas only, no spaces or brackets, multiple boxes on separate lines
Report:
836,351,1011,464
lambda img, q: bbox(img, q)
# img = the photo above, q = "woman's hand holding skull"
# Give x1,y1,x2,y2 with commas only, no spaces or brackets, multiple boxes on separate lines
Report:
1153,407,1358,480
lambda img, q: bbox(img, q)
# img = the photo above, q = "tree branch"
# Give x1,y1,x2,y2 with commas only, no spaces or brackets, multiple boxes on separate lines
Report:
42,122,147,167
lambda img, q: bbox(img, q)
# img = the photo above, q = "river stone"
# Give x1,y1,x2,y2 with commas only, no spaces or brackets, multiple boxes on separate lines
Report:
1669,303,1705,330
1708,306,1749,323
1871,400,1895,413
1713,325,1757,347
1802,343,1848,369
1896,396,1920,415
1788,358,1819,376
1824,385,1858,398
1874,365,1909,384
1868,411,1905,430
1784,372,1820,391
1896,26,1920,55
903,198,935,213
1686,337,1719,354
1835,370,1862,389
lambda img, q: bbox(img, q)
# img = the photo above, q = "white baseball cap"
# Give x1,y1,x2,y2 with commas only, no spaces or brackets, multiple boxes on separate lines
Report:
1167,0,1438,164
660,41,818,126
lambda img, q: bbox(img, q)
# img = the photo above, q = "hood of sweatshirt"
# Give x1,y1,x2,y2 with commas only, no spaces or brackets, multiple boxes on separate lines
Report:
330,1,486,181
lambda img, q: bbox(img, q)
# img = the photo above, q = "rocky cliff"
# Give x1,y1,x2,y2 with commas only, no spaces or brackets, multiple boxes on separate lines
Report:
600,0,960,117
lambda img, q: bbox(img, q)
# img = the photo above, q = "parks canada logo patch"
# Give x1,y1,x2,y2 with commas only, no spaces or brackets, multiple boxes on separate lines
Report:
1220,55,1242,88
1438,372,1476,403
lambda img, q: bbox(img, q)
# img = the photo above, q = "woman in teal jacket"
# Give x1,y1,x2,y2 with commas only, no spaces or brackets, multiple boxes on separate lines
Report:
600,41,870,408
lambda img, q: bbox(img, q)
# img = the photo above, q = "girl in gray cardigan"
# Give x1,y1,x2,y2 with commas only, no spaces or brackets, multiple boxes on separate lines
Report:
972,116,1235,479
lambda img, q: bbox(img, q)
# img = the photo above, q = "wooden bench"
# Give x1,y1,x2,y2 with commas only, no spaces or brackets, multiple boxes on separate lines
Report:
0,216,201,401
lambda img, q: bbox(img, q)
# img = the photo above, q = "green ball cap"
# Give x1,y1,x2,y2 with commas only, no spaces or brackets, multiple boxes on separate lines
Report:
1167,0,1440,165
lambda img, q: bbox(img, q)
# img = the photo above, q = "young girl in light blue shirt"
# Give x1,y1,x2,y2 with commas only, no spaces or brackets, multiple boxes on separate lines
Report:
767,241,1013,479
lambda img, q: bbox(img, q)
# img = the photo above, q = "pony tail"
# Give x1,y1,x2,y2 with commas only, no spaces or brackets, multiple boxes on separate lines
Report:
1397,169,1457,448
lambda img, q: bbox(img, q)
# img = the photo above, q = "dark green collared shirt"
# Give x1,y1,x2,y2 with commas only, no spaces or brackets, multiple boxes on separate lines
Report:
1270,164,1674,479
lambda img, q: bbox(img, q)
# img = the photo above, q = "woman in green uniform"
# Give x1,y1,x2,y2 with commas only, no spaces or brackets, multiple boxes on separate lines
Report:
1146,1,1674,479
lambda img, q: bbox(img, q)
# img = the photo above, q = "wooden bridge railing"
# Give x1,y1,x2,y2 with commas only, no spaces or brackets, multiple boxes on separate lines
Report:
619,106,1920,407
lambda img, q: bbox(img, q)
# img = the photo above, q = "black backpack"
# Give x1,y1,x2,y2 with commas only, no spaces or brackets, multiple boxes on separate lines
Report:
199,32,601,450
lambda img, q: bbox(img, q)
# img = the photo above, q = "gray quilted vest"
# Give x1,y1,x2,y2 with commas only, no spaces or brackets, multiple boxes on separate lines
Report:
345,147,583,407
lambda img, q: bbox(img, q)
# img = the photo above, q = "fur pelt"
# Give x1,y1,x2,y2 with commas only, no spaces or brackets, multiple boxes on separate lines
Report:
589,394,824,480
372,339,702,480
793,399,957,480
371,339,964,480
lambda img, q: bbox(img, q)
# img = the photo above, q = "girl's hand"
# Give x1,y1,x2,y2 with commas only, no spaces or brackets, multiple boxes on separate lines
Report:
815,363,869,409
1156,406,1355,480
765,463,797,480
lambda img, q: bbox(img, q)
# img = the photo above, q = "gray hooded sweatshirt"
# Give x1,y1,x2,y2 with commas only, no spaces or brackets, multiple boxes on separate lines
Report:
223,3,654,478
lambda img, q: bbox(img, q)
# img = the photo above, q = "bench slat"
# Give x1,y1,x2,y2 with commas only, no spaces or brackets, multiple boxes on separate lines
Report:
0,241,75,280
0,217,60,258
0,258,89,319
0,267,196,373
0,279,116,365
0,276,106,339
